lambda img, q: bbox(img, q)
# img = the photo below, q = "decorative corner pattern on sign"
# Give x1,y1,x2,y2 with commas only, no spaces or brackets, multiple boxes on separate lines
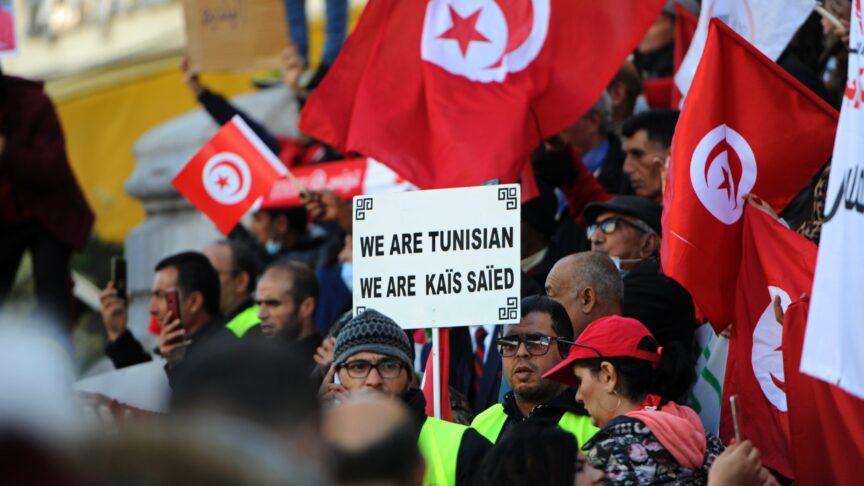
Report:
355,198,374,220
497,187,518,210
498,296,518,320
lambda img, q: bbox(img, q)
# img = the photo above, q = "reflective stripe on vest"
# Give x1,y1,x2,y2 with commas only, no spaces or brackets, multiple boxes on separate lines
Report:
470,403,599,446
225,304,260,338
418,416,467,486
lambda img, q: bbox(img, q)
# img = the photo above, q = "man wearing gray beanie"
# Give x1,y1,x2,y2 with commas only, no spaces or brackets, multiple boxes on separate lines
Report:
322,309,491,486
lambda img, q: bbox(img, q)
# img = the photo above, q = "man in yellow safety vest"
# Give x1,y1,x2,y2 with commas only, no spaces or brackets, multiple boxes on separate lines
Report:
321,309,491,486
471,295,598,446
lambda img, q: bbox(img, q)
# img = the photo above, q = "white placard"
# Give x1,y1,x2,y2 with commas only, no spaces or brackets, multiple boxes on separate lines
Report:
352,184,521,329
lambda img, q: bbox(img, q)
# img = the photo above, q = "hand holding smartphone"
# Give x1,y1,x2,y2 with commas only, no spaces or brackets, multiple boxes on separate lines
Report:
111,256,127,303
165,288,182,324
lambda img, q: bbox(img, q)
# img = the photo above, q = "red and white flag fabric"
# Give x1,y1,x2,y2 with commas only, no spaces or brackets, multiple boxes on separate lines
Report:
674,0,816,100
421,328,453,421
802,0,864,399
661,19,837,331
783,300,864,485
261,158,416,209
171,116,287,235
720,205,816,478
300,0,666,189
0,1,17,57
670,3,698,108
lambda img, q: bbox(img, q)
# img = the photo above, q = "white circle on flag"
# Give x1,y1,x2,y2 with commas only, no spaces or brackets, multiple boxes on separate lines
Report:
202,152,252,205
689,124,757,224
421,0,549,83
751,286,790,412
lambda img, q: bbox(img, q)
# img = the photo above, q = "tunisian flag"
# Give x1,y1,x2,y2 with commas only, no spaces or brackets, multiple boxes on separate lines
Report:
421,328,453,421
300,0,666,189
783,300,864,485
720,206,816,478
172,116,288,235
661,20,837,331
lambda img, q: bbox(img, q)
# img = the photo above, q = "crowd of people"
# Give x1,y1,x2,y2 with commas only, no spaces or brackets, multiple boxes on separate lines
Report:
0,0,858,484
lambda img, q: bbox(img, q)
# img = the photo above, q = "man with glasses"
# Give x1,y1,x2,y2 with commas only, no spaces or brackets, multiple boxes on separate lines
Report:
584,196,698,352
471,296,597,446
203,240,261,338
584,195,661,273
322,309,491,486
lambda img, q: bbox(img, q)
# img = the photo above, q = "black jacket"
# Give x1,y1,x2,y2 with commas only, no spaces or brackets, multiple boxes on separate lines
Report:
403,388,491,486
498,388,590,438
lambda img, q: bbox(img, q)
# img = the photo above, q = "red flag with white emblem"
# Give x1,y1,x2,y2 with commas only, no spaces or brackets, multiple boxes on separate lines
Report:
661,20,837,331
721,205,816,478
783,299,864,485
300,0,666,189
171,116,287,235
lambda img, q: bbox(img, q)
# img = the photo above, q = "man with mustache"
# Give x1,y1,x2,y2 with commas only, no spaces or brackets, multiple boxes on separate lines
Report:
471,295,597,445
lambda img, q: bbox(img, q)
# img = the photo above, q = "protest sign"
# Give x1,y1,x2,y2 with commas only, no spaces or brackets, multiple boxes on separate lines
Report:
0,0,17,58
352,184,521,329
183,0,288,72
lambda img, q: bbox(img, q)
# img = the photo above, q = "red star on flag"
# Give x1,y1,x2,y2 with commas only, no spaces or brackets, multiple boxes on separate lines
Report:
216,174,230,190
437,5,490,57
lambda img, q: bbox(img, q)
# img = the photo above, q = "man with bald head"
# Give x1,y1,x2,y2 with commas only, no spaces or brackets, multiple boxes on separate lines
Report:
324,393,425,486
544,251,623,336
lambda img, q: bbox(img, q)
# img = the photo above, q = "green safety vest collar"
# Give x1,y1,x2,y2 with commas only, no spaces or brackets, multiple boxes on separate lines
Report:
470,403,598,446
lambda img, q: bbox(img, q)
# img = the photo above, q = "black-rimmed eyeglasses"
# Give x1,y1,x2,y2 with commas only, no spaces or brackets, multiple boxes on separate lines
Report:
496,334,571,357
337,359,405,379
586,217,655,239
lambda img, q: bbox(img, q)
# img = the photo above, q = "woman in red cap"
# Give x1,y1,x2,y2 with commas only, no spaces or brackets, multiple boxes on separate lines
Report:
544,315,724,485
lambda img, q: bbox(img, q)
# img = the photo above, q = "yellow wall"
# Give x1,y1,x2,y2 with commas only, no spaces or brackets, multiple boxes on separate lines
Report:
51,61,255,243
50,9,360,244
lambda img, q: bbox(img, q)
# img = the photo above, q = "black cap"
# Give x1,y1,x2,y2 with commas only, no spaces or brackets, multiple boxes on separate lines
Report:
583,196,662,235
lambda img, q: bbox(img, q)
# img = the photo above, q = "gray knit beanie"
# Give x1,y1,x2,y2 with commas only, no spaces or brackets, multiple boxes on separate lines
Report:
332,309,414,375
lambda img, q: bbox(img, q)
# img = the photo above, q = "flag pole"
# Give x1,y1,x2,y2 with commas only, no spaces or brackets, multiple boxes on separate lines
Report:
432,327,441,419
283,166,309,199
814,5,845,31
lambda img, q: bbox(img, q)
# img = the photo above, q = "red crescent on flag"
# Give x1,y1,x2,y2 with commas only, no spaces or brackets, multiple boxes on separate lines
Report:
212,160,246,196
486,0,535,69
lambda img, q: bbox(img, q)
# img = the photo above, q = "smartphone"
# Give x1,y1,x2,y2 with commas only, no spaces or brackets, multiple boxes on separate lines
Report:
111,256,127,302
165,288,182,325
729,395,743,443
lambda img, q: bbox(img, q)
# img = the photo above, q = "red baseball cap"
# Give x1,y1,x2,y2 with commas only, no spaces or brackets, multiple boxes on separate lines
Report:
543,315,661,387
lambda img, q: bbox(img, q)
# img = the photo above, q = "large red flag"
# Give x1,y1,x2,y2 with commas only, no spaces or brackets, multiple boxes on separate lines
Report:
720,205,816,478
783,300,864,485
172,116,288,235
300,0,666,189
661,20,837,331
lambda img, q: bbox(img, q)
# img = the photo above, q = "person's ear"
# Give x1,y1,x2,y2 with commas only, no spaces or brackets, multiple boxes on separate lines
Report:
600,361,618,393
299,296,316,320
639,233,661,258
580,287,597,315
186,291,204,316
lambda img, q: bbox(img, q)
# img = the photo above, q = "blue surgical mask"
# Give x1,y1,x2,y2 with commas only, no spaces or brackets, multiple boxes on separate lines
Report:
265,239,282,255
340,262,353,292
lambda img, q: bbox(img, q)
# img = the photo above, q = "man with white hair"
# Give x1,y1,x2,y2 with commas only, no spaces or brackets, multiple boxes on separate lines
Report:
555,92,631,194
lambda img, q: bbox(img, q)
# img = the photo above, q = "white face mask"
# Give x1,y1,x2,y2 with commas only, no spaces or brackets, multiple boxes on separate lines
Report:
340,262,353,292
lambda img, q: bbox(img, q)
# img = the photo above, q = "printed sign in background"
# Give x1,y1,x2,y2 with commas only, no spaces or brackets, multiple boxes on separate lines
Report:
0,0,17,58
352,184,521,329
